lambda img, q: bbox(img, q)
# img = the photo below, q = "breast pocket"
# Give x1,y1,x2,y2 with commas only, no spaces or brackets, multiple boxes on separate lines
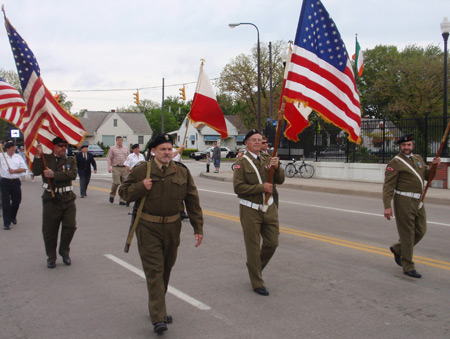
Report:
244,167,260,185
170,176,187,200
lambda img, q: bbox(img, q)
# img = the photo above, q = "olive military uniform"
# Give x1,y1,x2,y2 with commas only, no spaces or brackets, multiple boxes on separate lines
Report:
119,158,203,324
383,152,433,273
233,152,285,289
33,153,78,264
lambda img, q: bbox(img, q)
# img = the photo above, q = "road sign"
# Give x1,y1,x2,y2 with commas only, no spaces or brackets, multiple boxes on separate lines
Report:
10,129,20,138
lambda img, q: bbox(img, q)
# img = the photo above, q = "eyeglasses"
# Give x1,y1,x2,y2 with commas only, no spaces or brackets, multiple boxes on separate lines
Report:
57,144,68,148
261,142,268,144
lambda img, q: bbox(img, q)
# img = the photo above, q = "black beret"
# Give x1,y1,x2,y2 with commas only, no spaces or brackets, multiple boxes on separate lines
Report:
397,134,414,145
4,141,15,149
80,144,88,149
243,129,261,144
149,133,173,149
52,136,68,145
131,143,139,150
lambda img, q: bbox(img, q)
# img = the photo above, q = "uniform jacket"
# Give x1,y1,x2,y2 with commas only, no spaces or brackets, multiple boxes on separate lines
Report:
32,153,77,201
233,152,285,204
76,152,97,175
119,158,203,235
382,152,433,209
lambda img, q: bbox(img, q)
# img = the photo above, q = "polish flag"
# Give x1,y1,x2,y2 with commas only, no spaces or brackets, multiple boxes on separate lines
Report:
189,61,228,138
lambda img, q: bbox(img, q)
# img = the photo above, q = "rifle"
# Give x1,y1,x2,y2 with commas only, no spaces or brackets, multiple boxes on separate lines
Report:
124,161,151,253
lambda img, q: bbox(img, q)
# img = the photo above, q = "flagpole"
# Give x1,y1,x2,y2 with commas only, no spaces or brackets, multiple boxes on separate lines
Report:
182,116,190,146
0,144,11,170
263,98,286,207
37,139,55,198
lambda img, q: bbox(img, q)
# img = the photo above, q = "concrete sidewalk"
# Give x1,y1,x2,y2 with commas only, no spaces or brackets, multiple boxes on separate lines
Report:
200,170,450,206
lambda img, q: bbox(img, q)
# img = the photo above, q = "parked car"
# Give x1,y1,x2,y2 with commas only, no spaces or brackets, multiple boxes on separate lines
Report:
190,146,237,161
87,144,105,157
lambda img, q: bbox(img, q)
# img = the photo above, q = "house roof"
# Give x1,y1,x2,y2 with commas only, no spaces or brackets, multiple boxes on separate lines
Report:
80,111,152,136
224,115,248,135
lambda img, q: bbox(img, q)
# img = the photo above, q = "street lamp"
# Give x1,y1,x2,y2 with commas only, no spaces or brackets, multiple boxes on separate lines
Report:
441,17,450,156
229,22,262,130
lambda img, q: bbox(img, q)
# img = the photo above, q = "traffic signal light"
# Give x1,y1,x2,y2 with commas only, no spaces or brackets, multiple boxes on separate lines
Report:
54,94,61,104
133,90,140,105
179,86,186,100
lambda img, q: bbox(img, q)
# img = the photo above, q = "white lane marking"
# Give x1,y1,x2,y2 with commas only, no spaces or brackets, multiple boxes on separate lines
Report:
104,254,211,311
197,188,450,227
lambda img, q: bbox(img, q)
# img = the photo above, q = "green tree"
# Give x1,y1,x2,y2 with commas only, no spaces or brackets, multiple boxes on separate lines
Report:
0,69,21,91
218,40,287,128
147,108,179,134
357,44,445,120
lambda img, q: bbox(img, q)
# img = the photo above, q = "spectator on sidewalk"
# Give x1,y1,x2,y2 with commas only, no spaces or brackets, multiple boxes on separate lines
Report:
0,141,27,230
125,144,145,173
212,142,221,173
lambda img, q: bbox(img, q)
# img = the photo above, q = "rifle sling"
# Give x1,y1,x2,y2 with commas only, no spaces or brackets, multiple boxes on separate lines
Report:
126,161,151,246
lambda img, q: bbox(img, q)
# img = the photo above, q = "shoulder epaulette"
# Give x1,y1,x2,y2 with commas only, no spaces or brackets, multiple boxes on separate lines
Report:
174,161,187,169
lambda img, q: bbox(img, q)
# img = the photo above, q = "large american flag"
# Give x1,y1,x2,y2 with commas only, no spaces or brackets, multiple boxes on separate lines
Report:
0,77,26,127
4,15,86,161
283,0,361,143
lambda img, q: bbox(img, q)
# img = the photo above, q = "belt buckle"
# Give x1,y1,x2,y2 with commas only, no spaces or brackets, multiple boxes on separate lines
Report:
162,216,168,223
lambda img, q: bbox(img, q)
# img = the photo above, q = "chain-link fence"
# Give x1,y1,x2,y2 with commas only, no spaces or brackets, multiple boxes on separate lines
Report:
264,115,449,163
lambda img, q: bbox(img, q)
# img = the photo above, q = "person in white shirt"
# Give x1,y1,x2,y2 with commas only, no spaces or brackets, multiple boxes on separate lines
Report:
0,141,27,230
124,144,145,173
171,144,185,162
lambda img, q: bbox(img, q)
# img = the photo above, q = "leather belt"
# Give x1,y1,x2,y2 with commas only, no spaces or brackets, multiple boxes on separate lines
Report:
42,183,73,193
394,190,421,199
140,212,180,224
240,197,274,211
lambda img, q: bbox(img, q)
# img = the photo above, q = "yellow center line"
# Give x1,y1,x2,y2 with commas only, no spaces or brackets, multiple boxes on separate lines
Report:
202,209,450,271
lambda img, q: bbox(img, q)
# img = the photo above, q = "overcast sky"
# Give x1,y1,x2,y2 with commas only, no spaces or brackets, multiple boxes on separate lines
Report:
1,0,449,113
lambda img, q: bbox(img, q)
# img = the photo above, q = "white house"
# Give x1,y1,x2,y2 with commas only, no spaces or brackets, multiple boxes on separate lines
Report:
80,111,152,148
169,115,249,151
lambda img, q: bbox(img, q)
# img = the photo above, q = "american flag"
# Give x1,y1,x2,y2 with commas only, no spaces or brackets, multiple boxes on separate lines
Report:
283,0,361,143
4,15,86,162
0,77,26,127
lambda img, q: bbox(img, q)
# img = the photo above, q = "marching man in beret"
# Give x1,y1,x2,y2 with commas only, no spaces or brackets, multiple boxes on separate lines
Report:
119,133,203,335
383,134,440,278
233,129,284,296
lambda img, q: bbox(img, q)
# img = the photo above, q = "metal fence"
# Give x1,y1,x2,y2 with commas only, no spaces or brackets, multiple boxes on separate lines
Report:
264,115,449,163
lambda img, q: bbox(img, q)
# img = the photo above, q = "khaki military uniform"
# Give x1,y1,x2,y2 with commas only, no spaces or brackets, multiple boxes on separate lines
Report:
119,158,203,324
233,152,285,289
33,154,78,264
383,153,433,272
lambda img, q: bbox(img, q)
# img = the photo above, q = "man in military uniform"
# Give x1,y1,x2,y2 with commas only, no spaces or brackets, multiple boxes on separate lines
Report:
383,134,440,278
33,137,78,269
119,133,203,335
233,129,284,296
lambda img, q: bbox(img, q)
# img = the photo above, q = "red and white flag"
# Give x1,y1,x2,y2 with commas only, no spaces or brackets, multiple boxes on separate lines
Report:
283,0,361,144
4,14,86,162
0,77,26,127
189,61,228,138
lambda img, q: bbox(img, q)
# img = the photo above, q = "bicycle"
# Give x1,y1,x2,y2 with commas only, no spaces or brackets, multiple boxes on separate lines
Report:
284,157,315,178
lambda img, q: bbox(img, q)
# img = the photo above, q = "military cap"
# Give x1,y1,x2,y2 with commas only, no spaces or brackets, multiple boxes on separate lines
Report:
80,144,88,149
52,136,68,145
243,129,261,144
131,143,139,150
149,133,173,149
397,134,414,144
4,141,15,149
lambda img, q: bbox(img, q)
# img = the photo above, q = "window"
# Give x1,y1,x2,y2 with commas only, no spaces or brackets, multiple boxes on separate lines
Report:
138,136,144,144
113,119,117,127
102,135,115,147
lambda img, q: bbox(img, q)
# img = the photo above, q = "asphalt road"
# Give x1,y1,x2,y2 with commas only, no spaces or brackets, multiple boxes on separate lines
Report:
1,159,449,339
